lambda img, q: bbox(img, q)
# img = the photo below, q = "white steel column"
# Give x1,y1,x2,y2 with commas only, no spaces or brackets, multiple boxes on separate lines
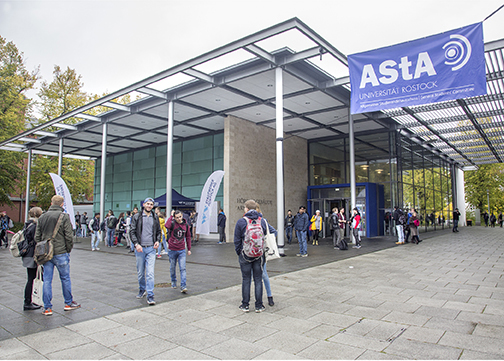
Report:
456,167,466,226
166,101,174,215
24,149,32,222
275,67,285,255
100,123,107,221
58,137,63,176
348,109,357,244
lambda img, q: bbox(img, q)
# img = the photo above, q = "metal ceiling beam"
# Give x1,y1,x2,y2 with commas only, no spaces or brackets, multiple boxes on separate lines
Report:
75,113,101,122
244,44,276,65
137,87,167,99
182,68,215,84
402,107,476,167
278,46,323,65
102,102,131,112
457,98,502,162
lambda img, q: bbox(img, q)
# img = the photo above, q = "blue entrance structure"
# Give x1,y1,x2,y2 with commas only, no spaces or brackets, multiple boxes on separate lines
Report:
307,183,385,238
143,189,196,208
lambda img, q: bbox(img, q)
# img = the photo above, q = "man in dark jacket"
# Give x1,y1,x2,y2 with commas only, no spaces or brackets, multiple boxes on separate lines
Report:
293,206,309,257
284,210,294,245
217,209,226,244
35,195,80,316
130,197,161,305
452,208,460,232
234,199,269,313
0,211,11,248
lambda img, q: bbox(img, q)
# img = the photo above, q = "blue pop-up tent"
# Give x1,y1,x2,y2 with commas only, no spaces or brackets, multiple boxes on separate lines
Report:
147,189,197,207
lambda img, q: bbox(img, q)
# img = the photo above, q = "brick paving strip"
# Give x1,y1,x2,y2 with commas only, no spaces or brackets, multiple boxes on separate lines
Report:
0,227,503,359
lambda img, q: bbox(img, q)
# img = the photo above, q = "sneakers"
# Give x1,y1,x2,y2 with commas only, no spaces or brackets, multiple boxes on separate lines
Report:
64,301,81,311
239,304,249,312
147,296,156,305
395,242,404,245
301,254,308,257
255,305,266,313
296,253,301,257
181,288,188,294
136,290,147,299
268,296,274,306
95,248,100,251
91,248,95,251
156,254,162,259
353,245,361,249
42,308,53,316
171,284,177,289
160,250,168,255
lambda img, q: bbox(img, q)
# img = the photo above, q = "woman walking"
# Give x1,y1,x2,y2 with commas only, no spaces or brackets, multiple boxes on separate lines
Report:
21,207,43,311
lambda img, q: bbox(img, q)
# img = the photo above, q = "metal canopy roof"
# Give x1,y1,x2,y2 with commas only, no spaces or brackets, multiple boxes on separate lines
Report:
1,18,503,170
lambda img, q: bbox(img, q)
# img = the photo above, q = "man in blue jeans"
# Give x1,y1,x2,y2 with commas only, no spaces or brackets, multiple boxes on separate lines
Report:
35,195,80,316
165,210,192,293
130,198,161,305
293,206,309,257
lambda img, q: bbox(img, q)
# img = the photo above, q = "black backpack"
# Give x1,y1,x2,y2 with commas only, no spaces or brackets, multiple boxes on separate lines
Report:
338,238,348,250
107,216,118,229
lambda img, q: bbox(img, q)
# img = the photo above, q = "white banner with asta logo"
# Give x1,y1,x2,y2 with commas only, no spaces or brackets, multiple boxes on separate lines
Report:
49,173,76,229
196,170,224,235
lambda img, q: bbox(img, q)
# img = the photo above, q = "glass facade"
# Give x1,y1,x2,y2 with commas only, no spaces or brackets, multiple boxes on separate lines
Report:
93,133,224,213
309,130,454,234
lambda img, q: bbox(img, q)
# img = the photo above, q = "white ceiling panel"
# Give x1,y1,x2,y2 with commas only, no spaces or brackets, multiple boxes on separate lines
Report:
114,115,167,130
62,139,96,149
132,133,167,143
182,87,254,112
264,117,314,132
294,128,335,139
227,104,284,123
174,124,208,138
281,91,343,114
70,131,104,143
142,102,211,121
109,139,152,148
309,108,349,125
228,70,312,100
187,116,226,130
87,145,130,153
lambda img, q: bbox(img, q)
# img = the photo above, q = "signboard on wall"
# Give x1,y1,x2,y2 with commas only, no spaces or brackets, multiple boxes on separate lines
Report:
349,22,486,114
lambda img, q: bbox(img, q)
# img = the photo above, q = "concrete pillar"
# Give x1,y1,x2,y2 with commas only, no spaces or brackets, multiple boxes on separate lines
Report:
100,123,107,221
456,167,466,226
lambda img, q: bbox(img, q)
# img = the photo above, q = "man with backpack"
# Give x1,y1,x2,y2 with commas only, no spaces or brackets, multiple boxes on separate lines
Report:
234,199,269,313
88,213,101,251
80,212,88,237
106,210,118,247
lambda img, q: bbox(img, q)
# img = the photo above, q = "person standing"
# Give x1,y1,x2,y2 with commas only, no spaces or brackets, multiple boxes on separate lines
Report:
88,213,101,251
80,212,88,238
409,211,421,244
453,208,460,232
191,210,199,243
393,206,405,244
483,211,489,227
165,210,192,293
293,206,309,257
34,195,80,316
337,207,347,245
234,199,268,313
124,211,134,253
490,213,496,228
218,209,226,244
330,207,339,249
74,212,81,237
0,211,12,248
106,211,118,247
21,207,43,311
310,210,322,246
350,208,362,249
255,205,277,307
284,210,294,245
130,198,161,305
155,208,168,258
499,212,503,228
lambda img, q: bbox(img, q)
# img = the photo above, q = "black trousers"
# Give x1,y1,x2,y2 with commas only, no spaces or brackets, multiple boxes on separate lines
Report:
24,267,37,305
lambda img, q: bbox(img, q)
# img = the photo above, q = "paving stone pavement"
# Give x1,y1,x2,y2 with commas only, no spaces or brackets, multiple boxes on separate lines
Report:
0,226,503,360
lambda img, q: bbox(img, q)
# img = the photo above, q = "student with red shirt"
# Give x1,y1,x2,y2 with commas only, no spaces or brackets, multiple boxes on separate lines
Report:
350,208,362,249
165,210,192,293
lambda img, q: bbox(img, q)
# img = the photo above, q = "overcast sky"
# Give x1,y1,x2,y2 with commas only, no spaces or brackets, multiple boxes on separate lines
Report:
1,0,503,102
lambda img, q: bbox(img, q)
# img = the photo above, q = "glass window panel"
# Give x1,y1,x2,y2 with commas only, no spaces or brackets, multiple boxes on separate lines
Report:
369,161,390,183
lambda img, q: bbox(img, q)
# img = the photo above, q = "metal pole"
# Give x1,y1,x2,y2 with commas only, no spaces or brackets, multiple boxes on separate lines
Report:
100,123,107,223
58,137,63,176
348,109,357,244
24,149,32,222
275,67,285,256
166,101,174,215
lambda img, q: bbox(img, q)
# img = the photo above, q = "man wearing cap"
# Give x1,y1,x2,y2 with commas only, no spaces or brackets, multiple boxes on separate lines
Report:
130,197,161,305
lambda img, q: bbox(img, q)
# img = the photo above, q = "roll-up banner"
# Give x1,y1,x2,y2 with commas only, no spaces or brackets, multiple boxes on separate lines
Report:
196,170,224,235
49,173,76,229
349,22,486,114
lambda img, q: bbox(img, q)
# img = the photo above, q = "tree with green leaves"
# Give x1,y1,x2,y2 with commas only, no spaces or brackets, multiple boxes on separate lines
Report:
465,163,504,214
29,65,95,210
0,36,38,205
